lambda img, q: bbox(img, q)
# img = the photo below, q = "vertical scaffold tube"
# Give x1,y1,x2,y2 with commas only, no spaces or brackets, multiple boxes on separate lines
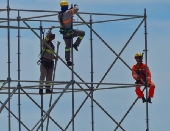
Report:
7,0,11,130
17,10,21,131
90,15,94,131
144,8,149,131
71,4,75,131
40,21,44,131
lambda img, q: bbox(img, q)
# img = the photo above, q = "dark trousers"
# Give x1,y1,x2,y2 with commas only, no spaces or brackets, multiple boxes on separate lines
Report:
63,29,85,61
39,60,54,89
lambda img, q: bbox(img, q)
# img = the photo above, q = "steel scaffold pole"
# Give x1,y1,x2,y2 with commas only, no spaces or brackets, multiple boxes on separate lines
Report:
46,41,60,131
0,88,18,113
0,100,30,130
64,84,134,131
75,82,125,131
76,13,146,78
31,82,73,131
7,0,11,130
90,15,94,131
0,5,149,130
0,85,140,96
10,8,144,17
17,10,21,131
95,18,145,89
39,21,44,131
114,87,146,131
144,8,149,131
22,20,91,89
0,79,138,85
20,88,64,130
71,4,75,131
0,17,142,29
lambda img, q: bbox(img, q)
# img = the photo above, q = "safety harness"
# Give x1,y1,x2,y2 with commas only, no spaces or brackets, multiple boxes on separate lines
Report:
37,41,55,70
58,11,74,36
135,64,146,83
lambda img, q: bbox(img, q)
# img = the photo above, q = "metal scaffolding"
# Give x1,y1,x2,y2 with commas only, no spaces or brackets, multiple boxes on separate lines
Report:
0,1,150,131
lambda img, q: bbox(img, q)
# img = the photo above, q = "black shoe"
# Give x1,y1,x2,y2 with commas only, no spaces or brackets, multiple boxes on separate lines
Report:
73,44,78,51
67,61,73,66
46,89,53,94
147,97,152,103
39,89,43,95
142,97,146,103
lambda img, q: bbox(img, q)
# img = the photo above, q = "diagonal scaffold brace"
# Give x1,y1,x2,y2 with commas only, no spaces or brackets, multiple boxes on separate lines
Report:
0,77,12,91
0,88,18,113
46,40,61,131
30,80,73,131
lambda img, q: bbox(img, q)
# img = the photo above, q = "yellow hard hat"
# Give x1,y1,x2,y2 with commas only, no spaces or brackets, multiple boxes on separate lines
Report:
134,52,142,58
60,0,69,7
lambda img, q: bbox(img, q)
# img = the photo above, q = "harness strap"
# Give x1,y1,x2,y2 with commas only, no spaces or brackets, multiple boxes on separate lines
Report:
59,11,64,27
58,11,74,35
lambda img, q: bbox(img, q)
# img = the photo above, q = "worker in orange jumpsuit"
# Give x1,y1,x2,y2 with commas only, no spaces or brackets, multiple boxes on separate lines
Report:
132,53,155,103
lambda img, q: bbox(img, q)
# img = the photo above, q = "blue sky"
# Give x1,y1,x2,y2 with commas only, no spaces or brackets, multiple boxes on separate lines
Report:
0,0,170,131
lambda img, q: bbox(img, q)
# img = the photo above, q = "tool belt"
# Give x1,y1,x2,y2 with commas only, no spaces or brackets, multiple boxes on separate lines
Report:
59,28,75,35
38,58,54,69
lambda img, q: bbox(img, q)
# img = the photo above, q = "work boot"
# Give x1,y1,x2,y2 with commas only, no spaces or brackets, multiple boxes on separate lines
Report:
147,97,152,103
73,44,78,51
142,96,146,103
39,89,43,95
46,89,53,94
67,61,73,66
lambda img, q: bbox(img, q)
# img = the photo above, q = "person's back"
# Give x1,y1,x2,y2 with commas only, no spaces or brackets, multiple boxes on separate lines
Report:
58,5,79,29
41,41,55,61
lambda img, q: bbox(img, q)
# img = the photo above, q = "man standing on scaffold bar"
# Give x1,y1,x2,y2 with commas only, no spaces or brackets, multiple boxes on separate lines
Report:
58,0,85,66
38,26,58,95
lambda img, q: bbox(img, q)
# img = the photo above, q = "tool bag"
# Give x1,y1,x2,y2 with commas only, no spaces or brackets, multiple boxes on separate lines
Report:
41,59,54,69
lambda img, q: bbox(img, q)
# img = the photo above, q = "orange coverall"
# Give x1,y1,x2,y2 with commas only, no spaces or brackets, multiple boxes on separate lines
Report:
132,63,155,98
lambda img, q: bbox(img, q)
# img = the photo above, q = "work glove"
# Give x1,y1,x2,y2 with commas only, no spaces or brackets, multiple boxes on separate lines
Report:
74,4,78,7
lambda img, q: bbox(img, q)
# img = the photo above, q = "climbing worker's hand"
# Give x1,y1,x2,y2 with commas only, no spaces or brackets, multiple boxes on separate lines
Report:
50,26,55,30
55,55,59,61
74,4,78,7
